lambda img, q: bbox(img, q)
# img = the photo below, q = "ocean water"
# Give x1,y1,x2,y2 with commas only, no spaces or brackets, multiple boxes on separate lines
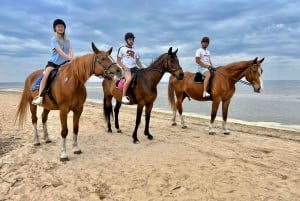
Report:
1,80,299,132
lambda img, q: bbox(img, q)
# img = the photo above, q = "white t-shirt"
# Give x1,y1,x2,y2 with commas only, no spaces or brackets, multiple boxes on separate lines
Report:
195,48,211,67
117,46,140,68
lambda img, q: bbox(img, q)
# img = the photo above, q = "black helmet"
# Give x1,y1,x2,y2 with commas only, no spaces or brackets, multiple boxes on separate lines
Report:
53,19,66,32
201,36,210,44
124,32,135,40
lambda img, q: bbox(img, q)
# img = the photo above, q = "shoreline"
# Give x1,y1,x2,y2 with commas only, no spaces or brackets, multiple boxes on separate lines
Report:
1,89,299,132
86,98,300,133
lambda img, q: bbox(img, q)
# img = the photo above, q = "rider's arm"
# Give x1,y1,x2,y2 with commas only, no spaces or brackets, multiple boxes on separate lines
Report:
117,56,130,71
195,57,212,68
55,46,72,60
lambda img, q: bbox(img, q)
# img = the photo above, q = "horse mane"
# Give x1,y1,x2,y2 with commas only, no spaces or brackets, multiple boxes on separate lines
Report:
67,54,94,84
222,60,249,70
147,53,167,69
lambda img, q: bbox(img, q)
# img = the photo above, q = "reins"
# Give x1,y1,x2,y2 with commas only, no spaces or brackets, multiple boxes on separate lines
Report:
214,68,252,86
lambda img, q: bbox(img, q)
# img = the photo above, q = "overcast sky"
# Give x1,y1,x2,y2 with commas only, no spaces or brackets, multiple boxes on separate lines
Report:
0,0,299,82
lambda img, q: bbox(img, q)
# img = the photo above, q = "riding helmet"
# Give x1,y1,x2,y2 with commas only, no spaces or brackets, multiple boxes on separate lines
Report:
201,36,210,44
124,32,135,40
53,19,66,32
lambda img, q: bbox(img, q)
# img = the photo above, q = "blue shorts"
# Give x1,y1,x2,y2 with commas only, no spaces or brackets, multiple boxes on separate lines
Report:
198,66,209,74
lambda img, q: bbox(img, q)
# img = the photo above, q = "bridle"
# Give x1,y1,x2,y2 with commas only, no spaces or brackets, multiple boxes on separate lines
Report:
92,55,118,78
149,55,182,76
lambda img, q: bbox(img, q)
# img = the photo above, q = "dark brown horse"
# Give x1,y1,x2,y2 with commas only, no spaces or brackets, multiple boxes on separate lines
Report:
103,47,184,143
15,42,122,161
168,57,264,134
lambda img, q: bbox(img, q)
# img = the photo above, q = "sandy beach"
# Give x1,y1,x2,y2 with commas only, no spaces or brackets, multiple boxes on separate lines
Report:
1,91,300,201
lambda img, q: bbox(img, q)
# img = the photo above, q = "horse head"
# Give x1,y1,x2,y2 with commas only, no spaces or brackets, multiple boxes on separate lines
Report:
91,42,122,79
166,47,184,80
245,57,264,93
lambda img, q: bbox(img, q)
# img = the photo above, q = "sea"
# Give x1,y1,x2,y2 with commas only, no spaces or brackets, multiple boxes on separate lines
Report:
1,80,299,132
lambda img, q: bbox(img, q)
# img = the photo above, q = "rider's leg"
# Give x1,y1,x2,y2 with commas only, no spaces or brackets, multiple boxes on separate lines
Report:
32,66,54,105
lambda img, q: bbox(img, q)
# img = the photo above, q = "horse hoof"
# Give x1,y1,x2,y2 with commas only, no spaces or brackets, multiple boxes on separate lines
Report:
117,129,122,133
209,132,216,135
182,125,187,129
107,129,112,133
34,143,41,146
45,140,52,143
147,135,153,140
73,150,82,154
171,122,177,126
224,131,230,135
133,139,140,144
60,157,69,162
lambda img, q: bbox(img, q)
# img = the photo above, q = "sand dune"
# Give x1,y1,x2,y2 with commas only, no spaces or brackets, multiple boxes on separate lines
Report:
1,91,300,200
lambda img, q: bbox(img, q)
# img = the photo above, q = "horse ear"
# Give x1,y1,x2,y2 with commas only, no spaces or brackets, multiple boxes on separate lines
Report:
168,47,173,55
91,42,99,54
253,57,258,64
107,47,113,55
173,48,178,55
259,58,265,63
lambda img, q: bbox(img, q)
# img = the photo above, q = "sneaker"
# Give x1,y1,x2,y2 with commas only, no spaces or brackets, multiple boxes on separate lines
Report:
121,96,130,104
32,96,43,105
203,91,210,98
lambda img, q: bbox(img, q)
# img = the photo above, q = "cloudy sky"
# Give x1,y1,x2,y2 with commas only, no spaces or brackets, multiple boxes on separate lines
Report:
0,0,299,82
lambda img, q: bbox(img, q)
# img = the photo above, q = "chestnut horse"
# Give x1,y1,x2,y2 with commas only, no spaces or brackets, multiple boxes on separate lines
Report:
15,42,122,161
168,57,264,134
103,47,184,143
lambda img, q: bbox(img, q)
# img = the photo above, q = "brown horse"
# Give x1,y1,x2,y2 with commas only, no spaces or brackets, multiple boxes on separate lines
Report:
168,57,264,134
102,47,184,143
15,42,122,161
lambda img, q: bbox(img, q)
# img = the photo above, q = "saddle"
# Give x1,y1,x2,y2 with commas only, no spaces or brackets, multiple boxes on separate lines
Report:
115,67,141,90
193,68,215,94
32,68,60,108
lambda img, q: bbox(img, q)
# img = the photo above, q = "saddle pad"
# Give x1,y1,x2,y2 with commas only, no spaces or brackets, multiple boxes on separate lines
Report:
31,74,43,91
194,72,204,83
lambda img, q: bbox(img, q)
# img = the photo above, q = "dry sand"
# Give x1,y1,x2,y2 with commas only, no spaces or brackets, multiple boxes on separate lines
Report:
0,91,300,201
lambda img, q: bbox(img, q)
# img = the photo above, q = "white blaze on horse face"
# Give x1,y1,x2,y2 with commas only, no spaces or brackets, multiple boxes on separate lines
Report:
259,67,263,90
108,55,114,63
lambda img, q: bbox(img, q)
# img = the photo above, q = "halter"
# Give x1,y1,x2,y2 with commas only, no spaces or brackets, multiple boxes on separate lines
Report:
92,55,118,78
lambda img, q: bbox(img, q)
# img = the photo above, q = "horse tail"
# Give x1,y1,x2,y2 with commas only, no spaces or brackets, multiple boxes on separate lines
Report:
168,75,177,112
15,85,30,127
103,96,113,122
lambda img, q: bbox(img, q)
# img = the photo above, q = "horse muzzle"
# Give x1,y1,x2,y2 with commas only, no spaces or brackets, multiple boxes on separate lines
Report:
174,72,184,80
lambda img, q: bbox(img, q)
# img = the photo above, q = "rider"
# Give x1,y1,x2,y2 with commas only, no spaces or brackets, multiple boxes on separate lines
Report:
117,32,144,104
195,36,213,98
32,18,73,105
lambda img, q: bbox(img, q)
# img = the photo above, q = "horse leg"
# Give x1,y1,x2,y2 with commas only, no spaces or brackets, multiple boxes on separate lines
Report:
209,99,221,135
175,94,187,129
103,96,113,133
59,108,69,161
72,107,83,154
222,100,231,135
132,104,144,144
29,104,40,146
114,101,122,133
41,109,52,143
171,110,177,126
144,104,154,140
